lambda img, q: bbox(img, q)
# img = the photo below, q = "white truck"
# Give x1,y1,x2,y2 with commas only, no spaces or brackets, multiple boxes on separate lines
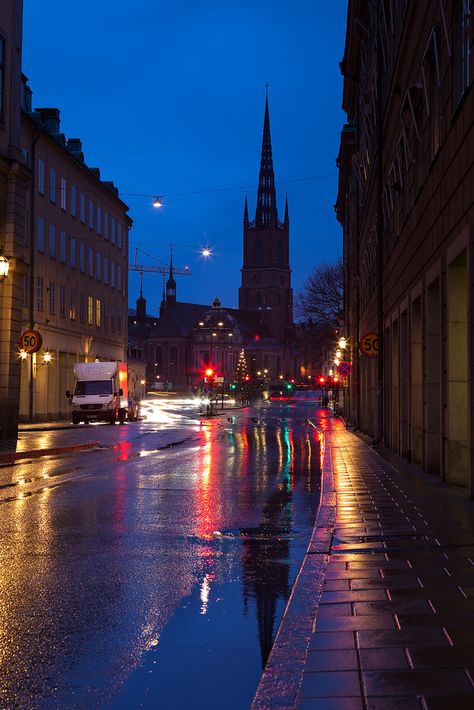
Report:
67,361,128,425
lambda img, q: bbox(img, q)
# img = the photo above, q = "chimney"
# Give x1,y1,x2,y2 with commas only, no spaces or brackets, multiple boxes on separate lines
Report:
67,138,84,163
37,108,60,134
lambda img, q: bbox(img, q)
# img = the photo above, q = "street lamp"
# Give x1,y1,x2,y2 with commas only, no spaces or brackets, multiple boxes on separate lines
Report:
152,196,164,208
338,336,347,350
43,350,52,364
0,248,9,280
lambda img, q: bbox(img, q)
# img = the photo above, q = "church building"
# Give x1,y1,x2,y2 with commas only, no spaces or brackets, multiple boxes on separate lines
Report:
128,96,298,388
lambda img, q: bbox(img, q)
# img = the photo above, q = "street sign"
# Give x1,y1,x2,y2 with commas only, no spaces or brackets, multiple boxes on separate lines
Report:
20,329,43,354
359,332,379,358
338,360,352,376
342,375,349,388
214,376,224,383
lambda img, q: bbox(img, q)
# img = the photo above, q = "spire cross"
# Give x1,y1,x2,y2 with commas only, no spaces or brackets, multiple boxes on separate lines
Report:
265,82,270,97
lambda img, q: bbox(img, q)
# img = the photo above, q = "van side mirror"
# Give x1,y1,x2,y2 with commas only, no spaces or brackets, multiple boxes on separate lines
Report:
66,390,71,398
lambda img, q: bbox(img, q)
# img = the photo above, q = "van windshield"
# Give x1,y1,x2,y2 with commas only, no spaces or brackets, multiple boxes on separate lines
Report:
74,380,113,396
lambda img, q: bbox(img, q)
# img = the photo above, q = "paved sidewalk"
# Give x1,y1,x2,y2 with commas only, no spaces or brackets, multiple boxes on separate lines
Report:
254,413,474,709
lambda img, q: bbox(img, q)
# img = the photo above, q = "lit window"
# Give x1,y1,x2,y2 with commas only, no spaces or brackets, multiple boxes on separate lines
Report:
95,299,101,327
87,295,93,325
69,289,76,320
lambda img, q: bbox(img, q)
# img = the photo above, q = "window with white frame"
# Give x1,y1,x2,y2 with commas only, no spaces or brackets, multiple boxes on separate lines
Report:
50,168,57,203
37,276,44,311
60,177,67,210
38,159,45,195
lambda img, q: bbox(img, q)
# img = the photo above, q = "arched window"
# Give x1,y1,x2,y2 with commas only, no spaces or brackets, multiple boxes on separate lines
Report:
155,346,163,375
253,238,264,267
169,345,178,376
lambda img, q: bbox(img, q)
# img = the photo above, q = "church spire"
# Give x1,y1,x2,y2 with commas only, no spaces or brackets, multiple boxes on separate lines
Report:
255,92,277,227
284,194,289,225
166,245,176,306
243,193,249,223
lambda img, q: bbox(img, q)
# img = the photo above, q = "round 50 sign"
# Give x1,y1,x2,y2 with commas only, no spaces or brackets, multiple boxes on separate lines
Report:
20,329,43,354
360,332,378,358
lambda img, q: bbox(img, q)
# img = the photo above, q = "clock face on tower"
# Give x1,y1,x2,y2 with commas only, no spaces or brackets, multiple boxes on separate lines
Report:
253,273,262,284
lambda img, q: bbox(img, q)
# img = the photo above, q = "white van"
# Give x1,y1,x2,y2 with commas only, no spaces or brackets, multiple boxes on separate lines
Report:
67,361,128,425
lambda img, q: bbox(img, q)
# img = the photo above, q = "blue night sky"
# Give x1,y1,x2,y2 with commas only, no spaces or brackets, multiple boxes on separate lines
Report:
23,0,347,317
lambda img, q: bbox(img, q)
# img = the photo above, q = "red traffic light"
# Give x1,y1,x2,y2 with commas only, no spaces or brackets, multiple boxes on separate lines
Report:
333,375,340,384
244,374,250,381
205,368,214,378
319,376,326,384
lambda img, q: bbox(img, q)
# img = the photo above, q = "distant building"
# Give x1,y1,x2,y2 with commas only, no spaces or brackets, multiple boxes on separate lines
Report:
129,97,298,388
337,1,473,491
18,91,131,421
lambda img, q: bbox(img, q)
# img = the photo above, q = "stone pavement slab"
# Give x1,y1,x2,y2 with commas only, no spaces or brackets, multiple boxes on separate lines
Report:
252,413,474,708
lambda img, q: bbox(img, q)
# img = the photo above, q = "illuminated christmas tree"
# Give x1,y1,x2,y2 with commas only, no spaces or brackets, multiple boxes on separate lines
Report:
234,348,248,383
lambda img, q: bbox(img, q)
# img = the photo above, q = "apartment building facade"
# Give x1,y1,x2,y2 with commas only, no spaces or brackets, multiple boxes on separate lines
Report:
337,1,473,492
19,99,131,421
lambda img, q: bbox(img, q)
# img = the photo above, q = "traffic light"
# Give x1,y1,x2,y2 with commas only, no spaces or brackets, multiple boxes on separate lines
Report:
204,367,215,383
229,382,237,391
244,374,250,382
286,382,293,390
205,368,214,378
333,375,340,385
319,376,326,385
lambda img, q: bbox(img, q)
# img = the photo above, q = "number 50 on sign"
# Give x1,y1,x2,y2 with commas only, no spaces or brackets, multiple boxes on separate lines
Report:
359,332,378,358
20,329,43,354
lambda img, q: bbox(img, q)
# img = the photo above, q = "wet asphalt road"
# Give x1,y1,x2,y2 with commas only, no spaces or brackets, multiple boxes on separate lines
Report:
0,394,322,709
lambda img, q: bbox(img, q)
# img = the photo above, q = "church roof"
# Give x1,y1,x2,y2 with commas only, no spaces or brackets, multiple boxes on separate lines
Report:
152,301,209,338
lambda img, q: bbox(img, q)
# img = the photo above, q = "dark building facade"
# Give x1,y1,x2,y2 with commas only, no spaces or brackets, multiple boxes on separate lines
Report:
129,97,298,388
337,1,473,492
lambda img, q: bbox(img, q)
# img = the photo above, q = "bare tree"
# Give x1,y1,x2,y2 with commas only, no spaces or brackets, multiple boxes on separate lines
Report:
296,258,343,326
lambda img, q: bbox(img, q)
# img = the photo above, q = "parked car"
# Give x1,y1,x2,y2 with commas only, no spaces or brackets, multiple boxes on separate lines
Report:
127,397,139,422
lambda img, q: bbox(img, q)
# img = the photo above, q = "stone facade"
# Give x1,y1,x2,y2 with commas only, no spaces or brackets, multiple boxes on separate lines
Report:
337,1,474,491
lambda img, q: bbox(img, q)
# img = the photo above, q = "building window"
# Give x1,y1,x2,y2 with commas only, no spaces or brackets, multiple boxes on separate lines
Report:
117,265,122,291
104,212,109,239
59,230,66,263
79,294,85,323
454,0,472,103
60,177,67,210
88,247,93,277
169,346,178,376
38,159,45,195
49,281,55,314
79,242,85,273
87,296,93,325
103,302,108,330
155,346,163,374
69,289,76,320
37,276,44,311
59,285,66,317
117,223,122,249
0,37,5,120
117,311,122,335
37,217,45,252
96,253,101,280
111,217,116,244
70,237,76,268
80,192,85,223
70,184,77,216
103,256,108,284
97,206,102,235
95,299,101,327
50,168,57,203
111,261,115,288
49,224,56,258
88,199,94,229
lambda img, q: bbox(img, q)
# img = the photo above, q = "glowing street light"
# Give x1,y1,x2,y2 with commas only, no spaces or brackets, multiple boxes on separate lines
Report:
338,336,347,350
0,248,9,280
201,247,212,257
152,196,164,208
43,350,52,364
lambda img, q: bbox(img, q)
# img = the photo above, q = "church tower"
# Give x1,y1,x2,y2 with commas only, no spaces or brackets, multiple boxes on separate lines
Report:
238,95,293,342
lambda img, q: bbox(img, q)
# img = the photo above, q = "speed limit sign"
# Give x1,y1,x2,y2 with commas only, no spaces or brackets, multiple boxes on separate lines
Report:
359,332,378,358
20,329,43,354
